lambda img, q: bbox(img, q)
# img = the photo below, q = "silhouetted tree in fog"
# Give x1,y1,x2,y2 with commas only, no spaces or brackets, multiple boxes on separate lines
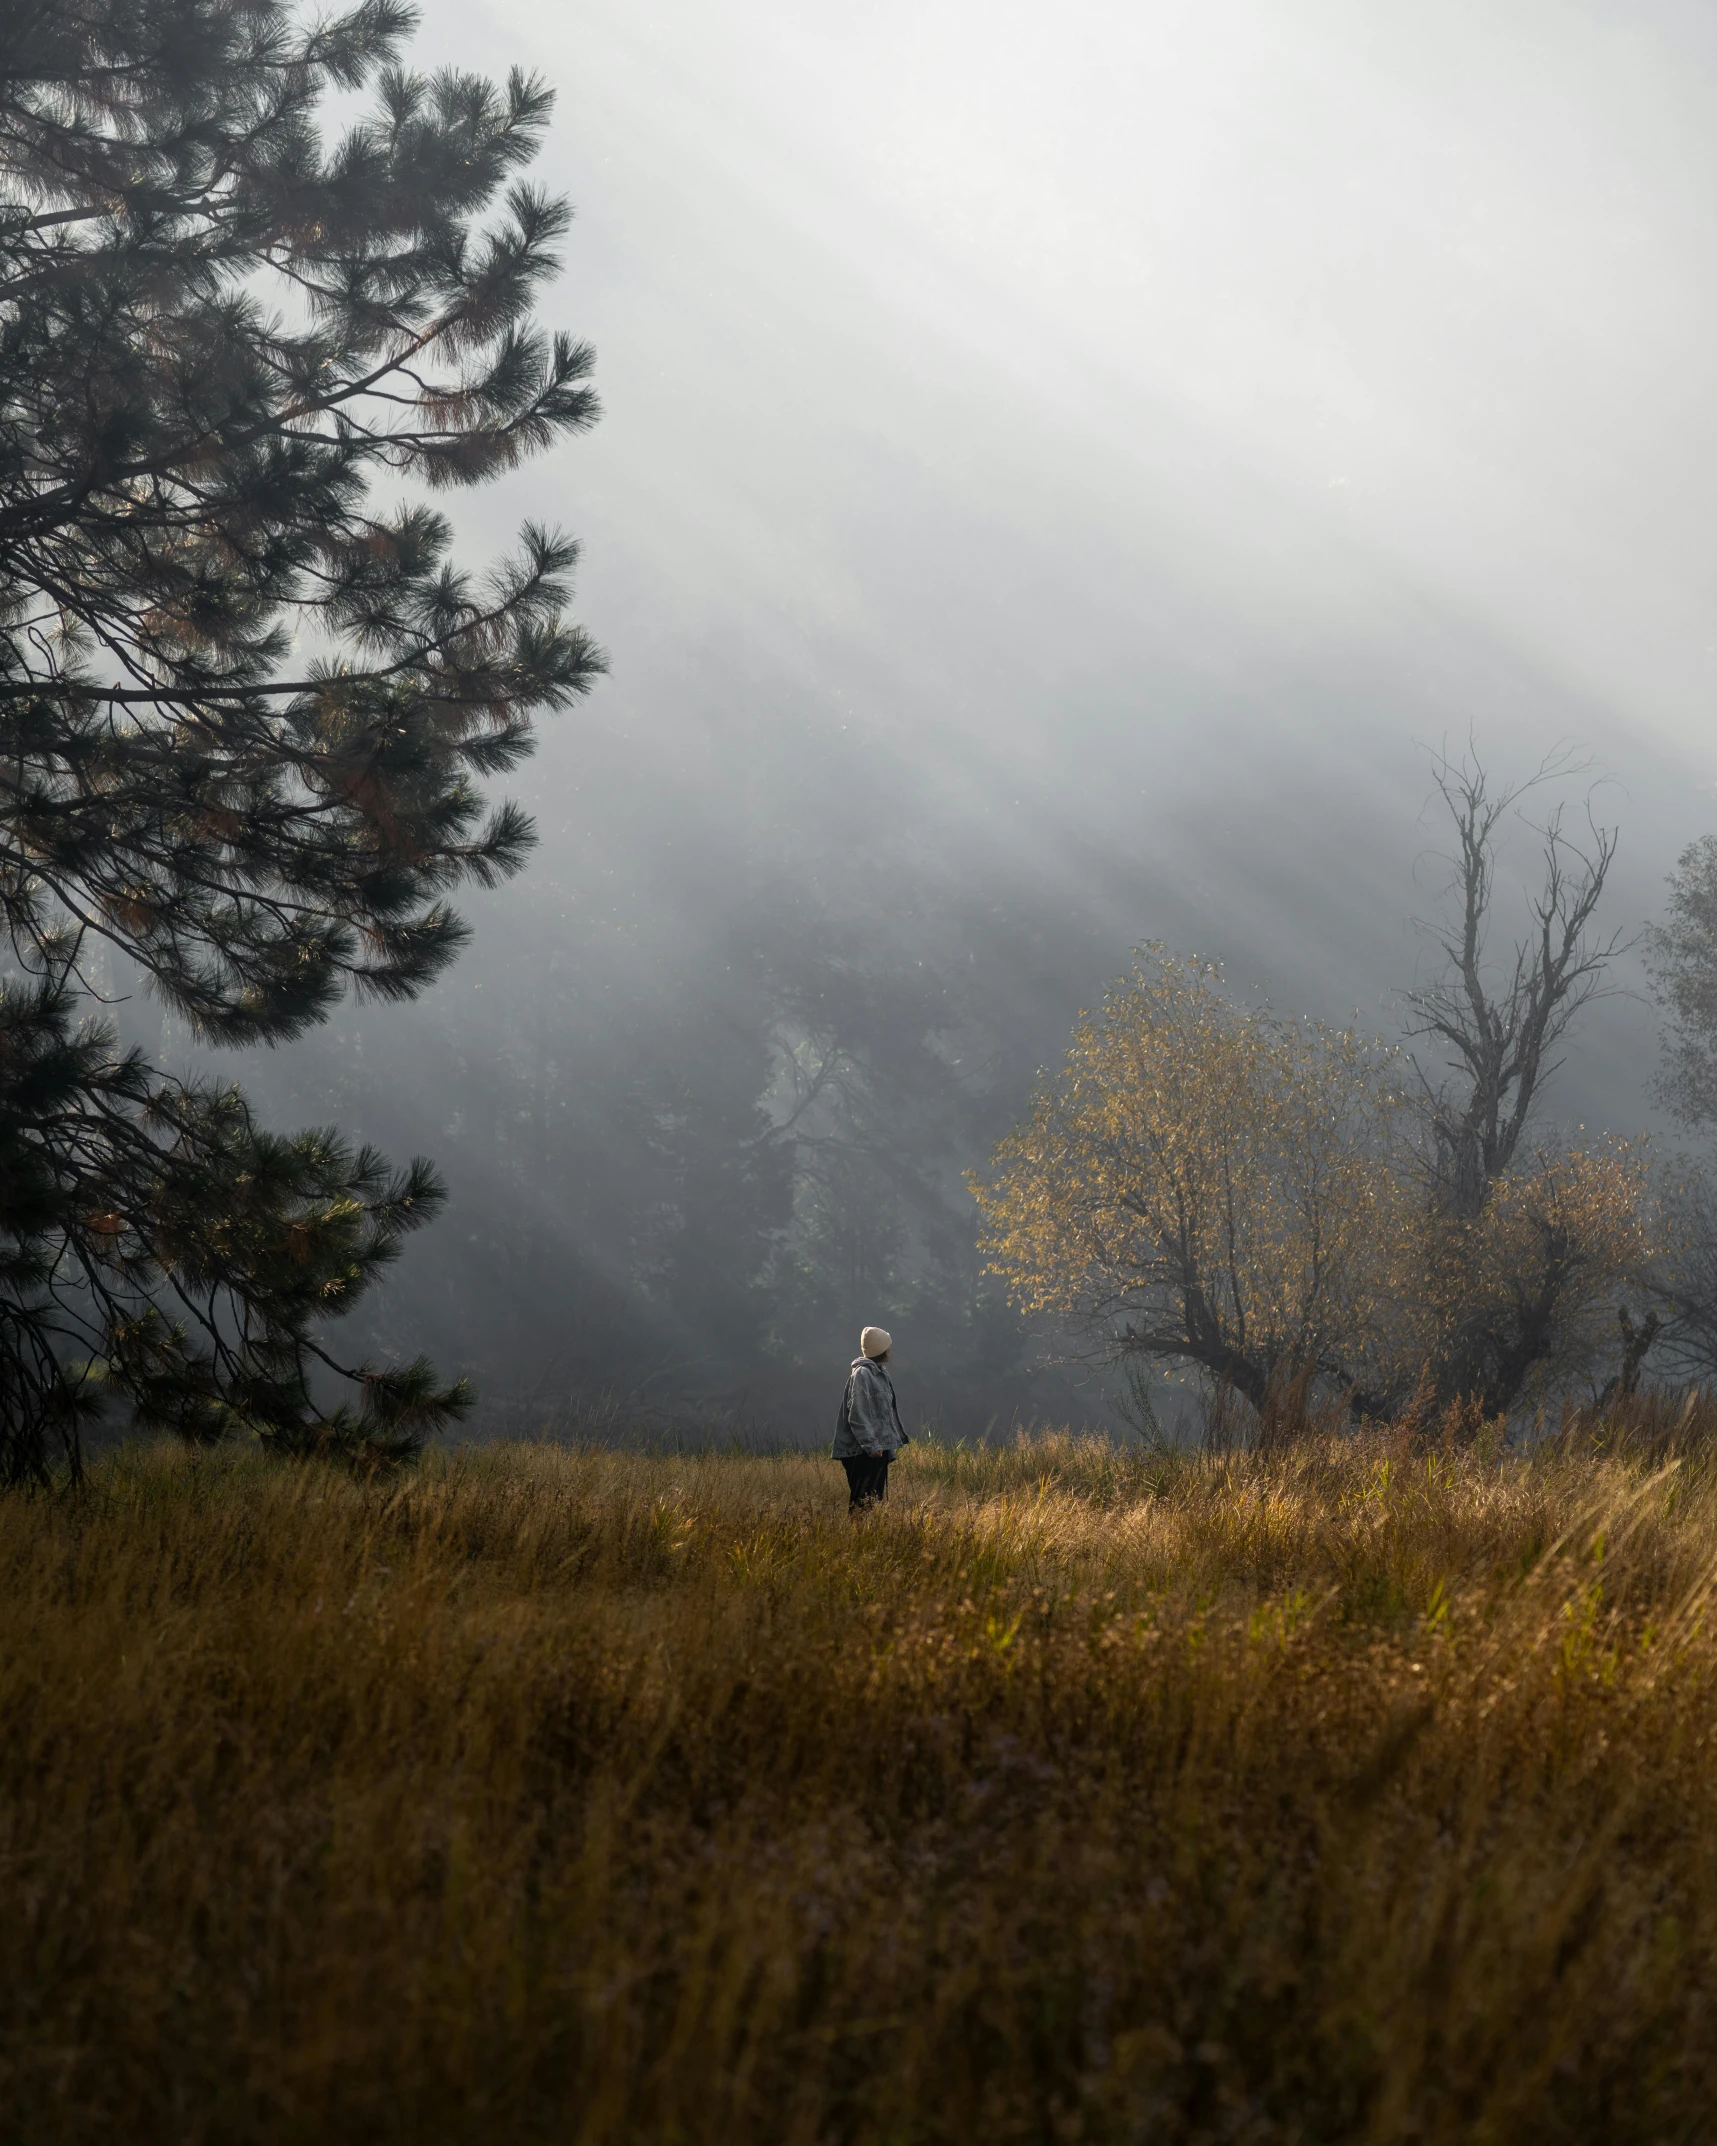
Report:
1403,752,1648,1411
1405,753,1622,1220
0,0,601,1478
1642,837,1717,1385
1648,835,1717,1132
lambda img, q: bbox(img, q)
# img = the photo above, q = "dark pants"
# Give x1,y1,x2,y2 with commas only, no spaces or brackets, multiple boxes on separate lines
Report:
841,1452,891,1511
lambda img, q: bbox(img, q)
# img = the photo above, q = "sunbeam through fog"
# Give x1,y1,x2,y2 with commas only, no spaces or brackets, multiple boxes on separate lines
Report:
216,0,1717,1425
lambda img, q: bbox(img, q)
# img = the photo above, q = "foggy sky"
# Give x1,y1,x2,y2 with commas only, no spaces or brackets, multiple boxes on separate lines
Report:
436,0,1717,1067
232,0,1717,1407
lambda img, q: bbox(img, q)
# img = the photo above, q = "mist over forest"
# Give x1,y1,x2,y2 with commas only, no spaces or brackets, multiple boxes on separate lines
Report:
122,0,1717,1432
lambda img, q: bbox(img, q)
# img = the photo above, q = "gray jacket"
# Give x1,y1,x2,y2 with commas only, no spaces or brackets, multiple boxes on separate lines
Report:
833,1356,909,1458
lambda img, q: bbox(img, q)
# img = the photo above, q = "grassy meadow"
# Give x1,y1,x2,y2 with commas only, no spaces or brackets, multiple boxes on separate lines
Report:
5,1422,1717,2143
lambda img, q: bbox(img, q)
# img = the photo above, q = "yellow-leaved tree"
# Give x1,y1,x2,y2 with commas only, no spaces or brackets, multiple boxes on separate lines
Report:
969,952,1412,1415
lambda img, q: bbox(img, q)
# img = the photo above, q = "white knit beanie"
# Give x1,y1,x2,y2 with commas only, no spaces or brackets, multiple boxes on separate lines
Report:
860,1326,892,1359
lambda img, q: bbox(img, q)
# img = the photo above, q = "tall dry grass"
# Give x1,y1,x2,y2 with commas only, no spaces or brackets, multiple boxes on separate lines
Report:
4,1425,1717,2143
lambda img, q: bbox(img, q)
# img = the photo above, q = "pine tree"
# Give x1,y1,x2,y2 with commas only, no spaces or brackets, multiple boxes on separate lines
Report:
0,0,603,1480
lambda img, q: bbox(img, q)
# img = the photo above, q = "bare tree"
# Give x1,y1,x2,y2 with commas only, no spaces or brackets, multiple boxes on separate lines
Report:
1404,750,1625,1220
1393,750,1661,1414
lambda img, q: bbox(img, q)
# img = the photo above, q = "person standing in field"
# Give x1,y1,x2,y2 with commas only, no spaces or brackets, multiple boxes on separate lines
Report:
833,1326,909,1512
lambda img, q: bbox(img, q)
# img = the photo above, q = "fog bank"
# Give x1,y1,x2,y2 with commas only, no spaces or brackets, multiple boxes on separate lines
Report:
222,0,1717,1430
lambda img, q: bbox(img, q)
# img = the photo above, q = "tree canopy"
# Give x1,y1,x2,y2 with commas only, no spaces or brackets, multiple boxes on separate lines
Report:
971,952,1412,1415
0,0,602,1479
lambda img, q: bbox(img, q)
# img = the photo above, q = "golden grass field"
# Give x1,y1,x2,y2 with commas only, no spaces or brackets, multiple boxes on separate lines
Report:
5,1421,1717,2144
